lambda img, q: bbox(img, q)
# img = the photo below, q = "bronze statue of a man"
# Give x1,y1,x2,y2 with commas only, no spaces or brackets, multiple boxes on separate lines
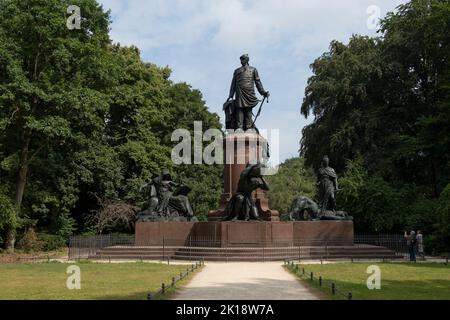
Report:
317,155,338,212
227,54,269,131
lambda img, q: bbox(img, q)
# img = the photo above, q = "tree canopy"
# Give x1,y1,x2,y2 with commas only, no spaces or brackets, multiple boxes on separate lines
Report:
300,0,450,253
0,0,222,250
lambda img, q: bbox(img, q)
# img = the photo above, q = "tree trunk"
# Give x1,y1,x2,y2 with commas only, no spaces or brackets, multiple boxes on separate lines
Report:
5,131,31,251
5,226,16,252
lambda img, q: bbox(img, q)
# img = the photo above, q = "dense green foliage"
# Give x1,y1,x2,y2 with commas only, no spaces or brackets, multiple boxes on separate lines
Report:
300,0,450,253
266,157,316,216
0,0,221,249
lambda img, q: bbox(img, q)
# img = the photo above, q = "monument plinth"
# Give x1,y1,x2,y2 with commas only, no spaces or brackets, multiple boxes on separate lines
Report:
135,221,354,247
208,131,279,221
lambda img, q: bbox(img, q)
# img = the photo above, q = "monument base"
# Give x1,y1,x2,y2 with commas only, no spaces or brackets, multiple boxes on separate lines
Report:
135,220,354,247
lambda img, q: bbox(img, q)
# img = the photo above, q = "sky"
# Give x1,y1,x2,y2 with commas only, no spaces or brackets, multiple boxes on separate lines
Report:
97,0,408,165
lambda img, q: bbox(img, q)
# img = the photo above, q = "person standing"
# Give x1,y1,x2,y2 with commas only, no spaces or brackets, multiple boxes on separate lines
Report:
404,230,417,262
417,230,425,260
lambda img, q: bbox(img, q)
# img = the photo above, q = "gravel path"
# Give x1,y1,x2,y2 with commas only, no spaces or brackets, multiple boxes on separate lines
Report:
173,262,320,300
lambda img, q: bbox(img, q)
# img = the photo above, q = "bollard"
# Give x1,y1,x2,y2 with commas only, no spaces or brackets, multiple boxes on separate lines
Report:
167,258,170,265
161,283,165,294
147,293,152,300
310,272,313,281
109,256,111,264
172,277,176,287
302,267,305,275
320,257,323,265
180,272,183,280
348,292,352,300
47,255,50,263
331,283,336,295
319,276,322,287
351,258,354,263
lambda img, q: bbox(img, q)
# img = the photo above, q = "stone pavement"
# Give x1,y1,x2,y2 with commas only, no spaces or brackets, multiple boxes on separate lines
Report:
173,262,320,300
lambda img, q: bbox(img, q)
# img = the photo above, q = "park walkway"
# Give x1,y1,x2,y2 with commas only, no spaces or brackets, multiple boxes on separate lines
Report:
173,262,320,300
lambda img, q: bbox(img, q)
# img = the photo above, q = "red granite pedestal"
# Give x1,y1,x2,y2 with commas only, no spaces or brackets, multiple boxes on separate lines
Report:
208,132,279,221
135,221,354,247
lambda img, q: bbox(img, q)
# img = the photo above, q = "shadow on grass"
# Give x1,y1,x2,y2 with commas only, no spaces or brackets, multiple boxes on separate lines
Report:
382,262,450,269
329,278,450,300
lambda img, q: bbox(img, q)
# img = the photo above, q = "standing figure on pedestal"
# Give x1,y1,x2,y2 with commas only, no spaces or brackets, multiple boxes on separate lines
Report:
316,155,352,220
286,156,352,221
223,163,269,221
226,54,270,131
317,155,338,213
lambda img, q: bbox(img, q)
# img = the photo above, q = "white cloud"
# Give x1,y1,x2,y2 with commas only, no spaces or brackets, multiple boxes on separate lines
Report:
98,0,408,163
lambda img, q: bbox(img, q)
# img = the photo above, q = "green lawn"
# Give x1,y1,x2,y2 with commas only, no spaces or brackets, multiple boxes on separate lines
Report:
0,262,197,300
287,262,450,300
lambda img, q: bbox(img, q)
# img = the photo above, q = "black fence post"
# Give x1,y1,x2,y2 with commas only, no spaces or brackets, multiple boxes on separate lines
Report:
331,283,336,295
348,292,352,300
162,237,165,261
172,277,175,287
310,272,313,281
147,293,152,300
161,283,165,294
319,276,322,287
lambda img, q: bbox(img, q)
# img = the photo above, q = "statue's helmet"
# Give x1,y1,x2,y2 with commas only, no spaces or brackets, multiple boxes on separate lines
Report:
322,155,330,166
240,54,249,62
245,162,265,177
161,168,171,180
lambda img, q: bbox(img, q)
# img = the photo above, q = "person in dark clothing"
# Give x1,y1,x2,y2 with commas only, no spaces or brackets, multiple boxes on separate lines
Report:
405,230,417,262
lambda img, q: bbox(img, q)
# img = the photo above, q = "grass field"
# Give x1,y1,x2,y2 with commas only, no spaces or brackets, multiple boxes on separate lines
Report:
0,261,198,300
287,262,450,300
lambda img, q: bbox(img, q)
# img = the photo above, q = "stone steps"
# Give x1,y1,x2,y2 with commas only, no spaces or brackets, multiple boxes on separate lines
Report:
90,244,403,261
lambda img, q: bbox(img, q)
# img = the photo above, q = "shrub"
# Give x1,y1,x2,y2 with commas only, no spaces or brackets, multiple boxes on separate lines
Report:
17,229,45,252
17,230,66,252
37,233,67,251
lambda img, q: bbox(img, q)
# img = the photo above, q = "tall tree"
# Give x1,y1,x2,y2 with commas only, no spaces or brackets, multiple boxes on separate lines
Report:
299,0,450,248
0,0,113,250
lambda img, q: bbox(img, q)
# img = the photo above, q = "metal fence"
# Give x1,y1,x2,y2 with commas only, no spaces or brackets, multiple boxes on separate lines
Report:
354,234,408,257
285,260,353,300
68,234,134,260
68,233,409,261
